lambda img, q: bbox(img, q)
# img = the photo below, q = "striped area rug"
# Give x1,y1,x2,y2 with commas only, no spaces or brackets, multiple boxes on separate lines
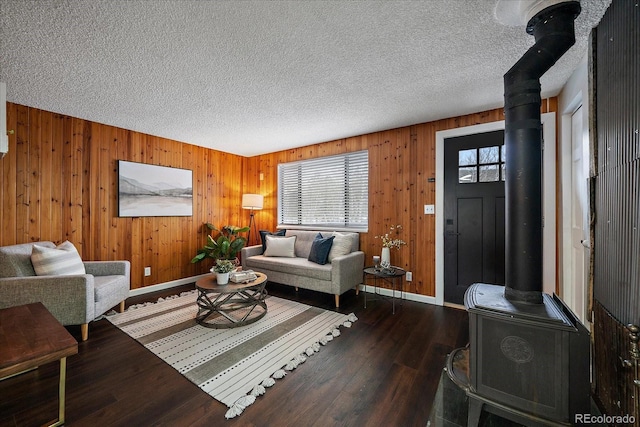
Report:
106,291,357,419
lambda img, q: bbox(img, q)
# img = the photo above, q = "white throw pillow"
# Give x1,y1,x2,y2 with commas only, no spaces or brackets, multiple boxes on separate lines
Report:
328,232,352,262
31,240,86,276
263,235,297,257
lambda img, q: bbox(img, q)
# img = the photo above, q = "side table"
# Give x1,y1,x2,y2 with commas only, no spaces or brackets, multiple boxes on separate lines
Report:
0,303,78,427
363,266,406,314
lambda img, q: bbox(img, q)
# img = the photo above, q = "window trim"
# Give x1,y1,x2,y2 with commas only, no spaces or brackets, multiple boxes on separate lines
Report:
277,150,369,232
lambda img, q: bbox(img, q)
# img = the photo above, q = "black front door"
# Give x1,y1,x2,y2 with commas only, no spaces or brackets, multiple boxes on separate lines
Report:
444,130,506,304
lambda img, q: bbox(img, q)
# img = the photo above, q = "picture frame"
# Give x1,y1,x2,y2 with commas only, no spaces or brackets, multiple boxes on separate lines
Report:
117,160,193,217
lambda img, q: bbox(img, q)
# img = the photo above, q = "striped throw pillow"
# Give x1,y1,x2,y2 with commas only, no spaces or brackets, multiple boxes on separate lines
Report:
31,241,86,276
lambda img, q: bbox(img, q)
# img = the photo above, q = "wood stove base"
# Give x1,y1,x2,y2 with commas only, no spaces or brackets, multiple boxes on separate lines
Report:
467,390,571,427
446,347,572,427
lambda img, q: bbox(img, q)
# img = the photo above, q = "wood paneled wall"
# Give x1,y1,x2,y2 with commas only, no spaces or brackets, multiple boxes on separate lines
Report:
242,100,557,297
0,103,245,289
2,99,557,296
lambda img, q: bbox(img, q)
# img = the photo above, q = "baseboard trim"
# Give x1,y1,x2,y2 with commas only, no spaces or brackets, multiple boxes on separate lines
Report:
443,302,466,310
359,284,438,305
128,274,208,297
130,277,440,306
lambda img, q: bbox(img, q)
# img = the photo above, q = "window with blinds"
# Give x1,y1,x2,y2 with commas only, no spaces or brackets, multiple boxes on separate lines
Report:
277,150,369,231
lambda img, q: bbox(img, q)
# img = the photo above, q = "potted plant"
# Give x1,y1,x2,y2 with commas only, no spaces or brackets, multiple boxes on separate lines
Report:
191,223,250,264
212,259,235,285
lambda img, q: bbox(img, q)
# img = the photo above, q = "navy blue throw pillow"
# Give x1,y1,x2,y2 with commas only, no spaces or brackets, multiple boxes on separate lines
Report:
259,229,286,252
308,233,335,265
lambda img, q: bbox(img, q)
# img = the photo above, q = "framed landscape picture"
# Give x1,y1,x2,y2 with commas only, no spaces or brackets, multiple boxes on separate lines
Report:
117,160,193,217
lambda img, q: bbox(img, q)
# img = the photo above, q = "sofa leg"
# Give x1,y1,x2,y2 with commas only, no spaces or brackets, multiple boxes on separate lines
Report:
335,294,340,308
119,300,125,313
81,323,88,341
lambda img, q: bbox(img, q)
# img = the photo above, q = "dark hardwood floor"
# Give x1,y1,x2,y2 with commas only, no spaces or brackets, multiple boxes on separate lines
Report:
0,283,469,427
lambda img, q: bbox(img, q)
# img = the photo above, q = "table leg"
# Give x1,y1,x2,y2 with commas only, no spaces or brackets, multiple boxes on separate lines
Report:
392,277,396,315
363,271,367,308
48,356,67,427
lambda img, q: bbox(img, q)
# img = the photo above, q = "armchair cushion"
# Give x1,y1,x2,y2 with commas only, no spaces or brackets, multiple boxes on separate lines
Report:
31,241,86,276
93,275,130,317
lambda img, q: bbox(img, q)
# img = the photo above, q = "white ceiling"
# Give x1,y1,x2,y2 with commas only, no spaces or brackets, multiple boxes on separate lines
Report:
0,1,610,157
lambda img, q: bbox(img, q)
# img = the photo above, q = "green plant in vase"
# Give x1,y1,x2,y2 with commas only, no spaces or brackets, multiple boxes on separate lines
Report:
191,223,250,264
212,259,236,285
212,259,236,273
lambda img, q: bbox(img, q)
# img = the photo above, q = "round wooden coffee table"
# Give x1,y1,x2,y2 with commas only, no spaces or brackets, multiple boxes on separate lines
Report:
195,272,268,328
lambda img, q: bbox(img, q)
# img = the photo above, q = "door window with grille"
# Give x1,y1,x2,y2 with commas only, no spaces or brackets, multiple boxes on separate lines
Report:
458,145,506,184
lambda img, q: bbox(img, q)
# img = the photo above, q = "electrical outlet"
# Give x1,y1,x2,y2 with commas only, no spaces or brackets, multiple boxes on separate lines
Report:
406,271,412,281
144,267,151,276
424,204,435,215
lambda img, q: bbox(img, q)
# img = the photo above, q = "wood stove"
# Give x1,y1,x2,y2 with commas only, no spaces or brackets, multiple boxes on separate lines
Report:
457,283,590,426
446,1,591,425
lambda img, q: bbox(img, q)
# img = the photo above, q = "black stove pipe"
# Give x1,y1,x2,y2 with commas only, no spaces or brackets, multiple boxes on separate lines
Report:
504,1,581,304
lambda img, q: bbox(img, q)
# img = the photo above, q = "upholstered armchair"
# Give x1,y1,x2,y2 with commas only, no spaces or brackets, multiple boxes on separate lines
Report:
0,241,130,341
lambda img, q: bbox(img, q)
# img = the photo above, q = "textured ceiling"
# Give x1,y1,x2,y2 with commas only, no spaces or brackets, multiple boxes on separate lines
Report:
0,1,610,156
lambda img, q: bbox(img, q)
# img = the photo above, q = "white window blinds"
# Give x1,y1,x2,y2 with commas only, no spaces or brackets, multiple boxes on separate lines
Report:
278,150,369,231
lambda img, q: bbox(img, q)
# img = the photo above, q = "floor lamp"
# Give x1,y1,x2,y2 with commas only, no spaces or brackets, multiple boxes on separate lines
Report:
242,194,264,246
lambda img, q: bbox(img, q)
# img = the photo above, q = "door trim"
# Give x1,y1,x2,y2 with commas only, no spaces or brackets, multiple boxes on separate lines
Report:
435,113,556,306
560,99,590,325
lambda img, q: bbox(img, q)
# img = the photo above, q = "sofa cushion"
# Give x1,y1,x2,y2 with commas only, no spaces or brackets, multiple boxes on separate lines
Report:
0,241,56,278
264,235,296,257
308,233,335,265
328,232,353,262
245,255,332,281
259,229,286,252
31,241,86,276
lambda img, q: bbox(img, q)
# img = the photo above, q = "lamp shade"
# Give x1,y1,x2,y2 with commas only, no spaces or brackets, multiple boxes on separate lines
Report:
242,194,264,210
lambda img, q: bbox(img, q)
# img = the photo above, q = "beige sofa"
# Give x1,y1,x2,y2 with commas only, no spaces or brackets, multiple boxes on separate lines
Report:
241,230,364,308
0,241,130,340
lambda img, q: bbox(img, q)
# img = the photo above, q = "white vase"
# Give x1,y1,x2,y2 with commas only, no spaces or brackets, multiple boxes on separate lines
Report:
381,247,391,267
216,272,230,285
